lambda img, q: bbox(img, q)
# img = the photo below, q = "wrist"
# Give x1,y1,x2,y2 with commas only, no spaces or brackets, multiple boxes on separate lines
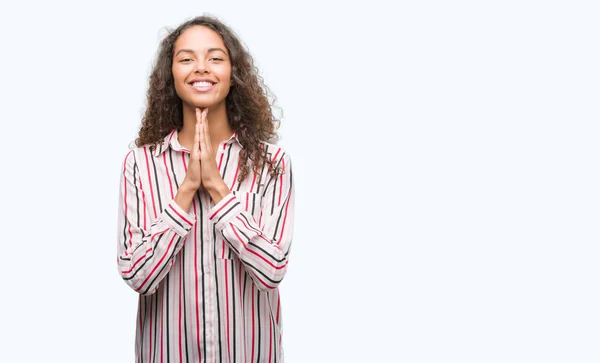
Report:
205,178,230,204
179,180,199,194
174,181,198,213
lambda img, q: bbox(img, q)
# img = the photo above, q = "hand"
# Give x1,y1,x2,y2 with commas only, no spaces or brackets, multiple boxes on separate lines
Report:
173,109,204,211
197,107,230,203
180,108,205,191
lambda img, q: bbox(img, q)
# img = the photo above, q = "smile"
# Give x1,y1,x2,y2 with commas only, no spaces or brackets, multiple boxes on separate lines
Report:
189,81,216,92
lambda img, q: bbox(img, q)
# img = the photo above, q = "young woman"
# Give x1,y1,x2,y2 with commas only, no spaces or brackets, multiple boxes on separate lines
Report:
117,15,294,363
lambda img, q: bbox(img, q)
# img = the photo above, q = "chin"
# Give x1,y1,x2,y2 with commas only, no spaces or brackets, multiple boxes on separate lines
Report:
193,101,214,109
193,97,226,110
182,98,214,110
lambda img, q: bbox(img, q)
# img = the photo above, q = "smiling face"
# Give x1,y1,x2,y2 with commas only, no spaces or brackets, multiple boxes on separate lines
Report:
172,25,232,111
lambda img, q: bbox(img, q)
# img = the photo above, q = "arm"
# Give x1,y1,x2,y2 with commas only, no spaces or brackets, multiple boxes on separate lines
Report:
208,152,295,291
116,150,196,295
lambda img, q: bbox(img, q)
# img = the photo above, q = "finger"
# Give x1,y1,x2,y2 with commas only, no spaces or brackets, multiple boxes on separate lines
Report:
203,113,212,151
195,107,203,124
193,109,201,157
199,110,207,156
195,118,201,153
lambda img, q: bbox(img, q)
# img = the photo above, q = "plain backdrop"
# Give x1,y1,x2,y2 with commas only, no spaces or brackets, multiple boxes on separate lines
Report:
0,0,599,362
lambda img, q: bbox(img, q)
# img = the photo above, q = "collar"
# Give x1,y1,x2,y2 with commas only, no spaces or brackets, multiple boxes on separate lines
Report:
154,129,243,157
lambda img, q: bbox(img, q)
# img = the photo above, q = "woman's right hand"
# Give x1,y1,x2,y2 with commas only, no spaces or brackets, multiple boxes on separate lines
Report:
181,108,206,190
174,108,206,212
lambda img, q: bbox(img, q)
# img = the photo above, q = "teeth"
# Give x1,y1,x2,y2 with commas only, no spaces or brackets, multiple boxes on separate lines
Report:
193,81,213,87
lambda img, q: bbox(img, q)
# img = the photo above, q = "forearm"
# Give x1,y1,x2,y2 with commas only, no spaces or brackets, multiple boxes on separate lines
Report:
204,177,231,205
118,226,186,295
209,192,294,291
174,181,198,213
118,199,195,295
221,216,291,290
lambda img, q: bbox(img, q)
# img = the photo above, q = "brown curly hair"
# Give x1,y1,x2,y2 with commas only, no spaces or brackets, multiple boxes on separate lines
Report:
136,15,281,182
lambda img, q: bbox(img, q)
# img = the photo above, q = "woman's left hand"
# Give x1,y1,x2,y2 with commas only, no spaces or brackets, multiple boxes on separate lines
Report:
196,107,230,203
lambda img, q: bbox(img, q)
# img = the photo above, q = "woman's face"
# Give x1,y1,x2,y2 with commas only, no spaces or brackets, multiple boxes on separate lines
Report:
172,25,232,111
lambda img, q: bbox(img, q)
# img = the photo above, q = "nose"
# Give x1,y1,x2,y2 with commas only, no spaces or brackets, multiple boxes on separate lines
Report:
194,59,209,74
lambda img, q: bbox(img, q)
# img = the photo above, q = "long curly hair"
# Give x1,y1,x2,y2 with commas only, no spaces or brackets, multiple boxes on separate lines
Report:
136,15,281,182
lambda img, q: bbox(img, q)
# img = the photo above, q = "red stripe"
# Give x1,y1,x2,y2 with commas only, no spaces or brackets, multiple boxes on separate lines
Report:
276,294,281,324
206,224,215,363
167,130,176,147
143,147,158,219
121,248,152,274
225,260,232,363
245,193,249,210
268,318,273,363
238,260,244,325
209,196,236,220
160,294,164,363
254,275,275,290
120,225,170,274
136,234,178,291
251,288,255,362
149,298,153,363
277,185,293,244
123,150,132,171
138,298,143,363
192,200,202,360
123,163,133,247
217,142,226,170
181,152,201,360
278,159,284,206
163,151,174,198
271,149,281,163
249,172,257,193
230,161,240,190
132,151,149,231
235,216,272,245
228,223,247,248
169,204,193,226
137,173,147,230
179,257,183,363
218,152,225,170
229,224,287,270
238,259,244,316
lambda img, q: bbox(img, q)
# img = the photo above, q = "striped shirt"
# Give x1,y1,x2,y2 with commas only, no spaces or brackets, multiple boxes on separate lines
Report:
116,130,294,363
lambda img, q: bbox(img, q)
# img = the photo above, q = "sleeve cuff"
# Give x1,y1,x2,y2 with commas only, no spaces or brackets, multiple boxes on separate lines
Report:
162,200,196,237
208,193,244,230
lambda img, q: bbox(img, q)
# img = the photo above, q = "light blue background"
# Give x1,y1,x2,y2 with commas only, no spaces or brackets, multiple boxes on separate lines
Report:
0,0,598,362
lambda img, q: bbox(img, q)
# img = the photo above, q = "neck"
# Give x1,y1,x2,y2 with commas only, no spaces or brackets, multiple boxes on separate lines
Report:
178,101,233,151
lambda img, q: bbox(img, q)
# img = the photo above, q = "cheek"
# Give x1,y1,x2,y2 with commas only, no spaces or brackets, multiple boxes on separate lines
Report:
172,66,183,82
217,66,232,85
171,67,187,96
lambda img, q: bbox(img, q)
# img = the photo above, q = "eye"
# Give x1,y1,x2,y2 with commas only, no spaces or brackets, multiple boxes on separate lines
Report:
180,58,193,63
210,57,224,62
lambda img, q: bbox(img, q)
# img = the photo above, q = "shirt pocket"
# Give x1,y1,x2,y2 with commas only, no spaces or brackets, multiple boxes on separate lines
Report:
215,235,235,260
215,191,264,260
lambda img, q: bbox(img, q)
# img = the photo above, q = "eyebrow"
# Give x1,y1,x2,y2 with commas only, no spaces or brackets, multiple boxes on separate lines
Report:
174,48,228,56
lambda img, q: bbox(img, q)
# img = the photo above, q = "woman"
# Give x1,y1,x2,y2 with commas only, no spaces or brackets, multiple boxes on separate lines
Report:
117,15,294,363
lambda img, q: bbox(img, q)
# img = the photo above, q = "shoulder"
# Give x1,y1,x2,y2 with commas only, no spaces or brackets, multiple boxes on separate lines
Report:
259,141,293,173
259,141,291,161
121,142,154,170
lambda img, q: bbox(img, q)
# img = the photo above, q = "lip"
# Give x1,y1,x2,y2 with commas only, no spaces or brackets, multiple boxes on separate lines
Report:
188,78,217,93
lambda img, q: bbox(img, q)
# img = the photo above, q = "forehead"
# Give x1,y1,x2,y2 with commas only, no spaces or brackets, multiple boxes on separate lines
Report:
174,25,227,53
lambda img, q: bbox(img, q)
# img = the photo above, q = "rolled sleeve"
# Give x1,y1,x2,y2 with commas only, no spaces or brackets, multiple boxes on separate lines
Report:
162,200,195,237
208,193,244,230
